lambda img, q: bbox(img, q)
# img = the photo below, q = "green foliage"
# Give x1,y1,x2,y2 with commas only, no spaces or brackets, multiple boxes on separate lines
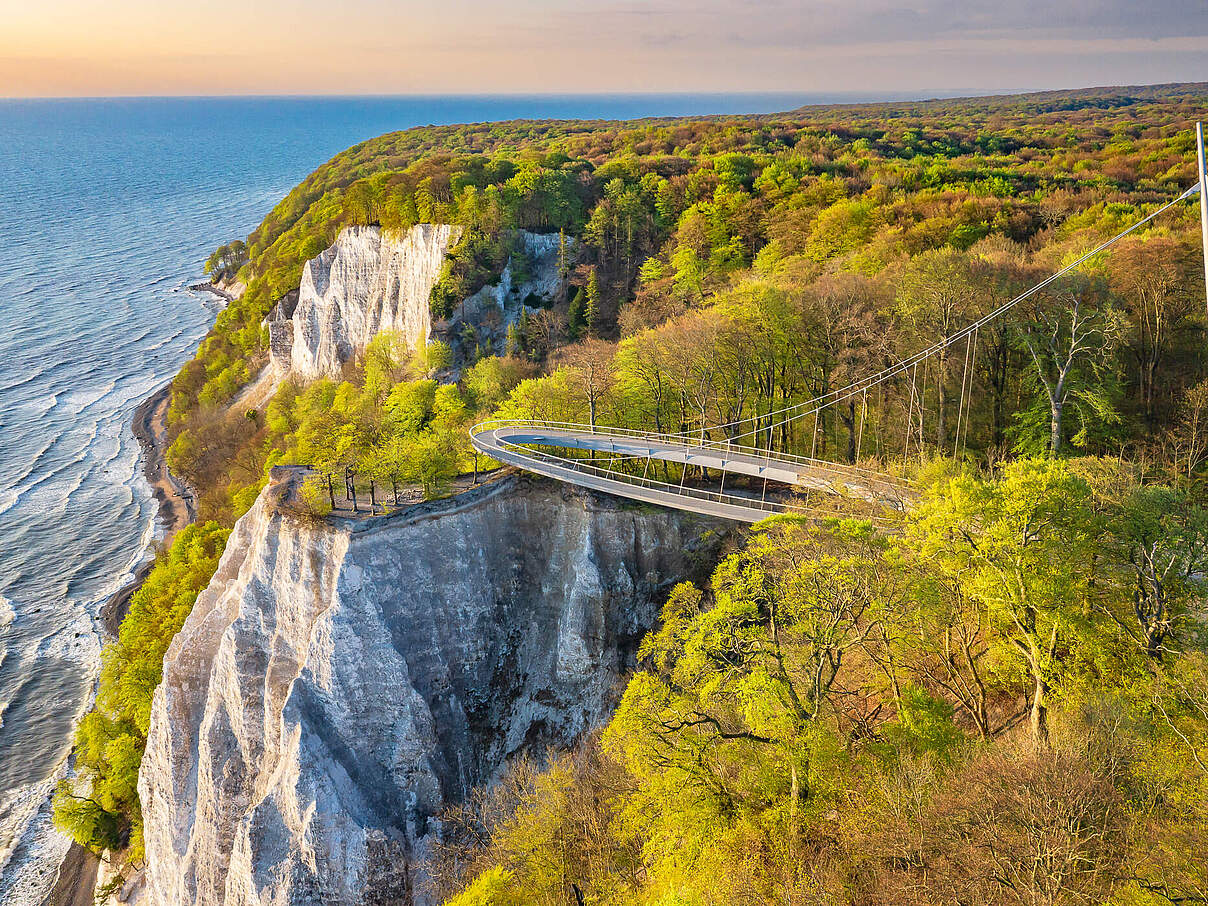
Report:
431,230,515,321
444,866,519,906
462,355,532,411
174,85,1205,461
203,239,247,282
567,287,587,338
434,458,1208,905
583,267,601,335
88,86,1208,888
53,522,229,859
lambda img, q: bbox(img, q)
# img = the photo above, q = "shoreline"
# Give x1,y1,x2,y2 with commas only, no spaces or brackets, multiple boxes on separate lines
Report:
99,383,196,636
42,383,197,906
189,279,239,303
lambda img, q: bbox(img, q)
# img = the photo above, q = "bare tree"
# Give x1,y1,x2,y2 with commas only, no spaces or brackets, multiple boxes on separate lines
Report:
557,338,616,431
1020,275,1111,457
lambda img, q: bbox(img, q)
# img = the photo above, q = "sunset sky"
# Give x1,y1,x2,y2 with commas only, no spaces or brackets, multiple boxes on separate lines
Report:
4,0,1207,98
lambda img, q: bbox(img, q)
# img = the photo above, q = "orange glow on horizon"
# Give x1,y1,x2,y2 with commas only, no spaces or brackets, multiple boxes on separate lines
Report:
2,1,1206,98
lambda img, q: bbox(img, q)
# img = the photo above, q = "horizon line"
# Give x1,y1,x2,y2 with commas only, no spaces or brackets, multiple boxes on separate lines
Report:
0,84,1123,104
3,80,1205,106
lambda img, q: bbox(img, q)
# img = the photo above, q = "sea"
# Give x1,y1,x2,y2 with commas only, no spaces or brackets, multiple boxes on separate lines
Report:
0,91,946,902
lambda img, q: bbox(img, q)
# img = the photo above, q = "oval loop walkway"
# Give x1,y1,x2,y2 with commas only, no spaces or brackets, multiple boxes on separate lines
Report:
470,420,912,523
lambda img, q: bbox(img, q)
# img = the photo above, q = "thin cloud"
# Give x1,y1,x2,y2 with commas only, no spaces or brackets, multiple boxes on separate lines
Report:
3,0,1207,96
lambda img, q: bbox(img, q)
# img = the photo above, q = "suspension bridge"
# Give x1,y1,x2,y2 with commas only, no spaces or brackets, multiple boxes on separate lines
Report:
470,126,1208,523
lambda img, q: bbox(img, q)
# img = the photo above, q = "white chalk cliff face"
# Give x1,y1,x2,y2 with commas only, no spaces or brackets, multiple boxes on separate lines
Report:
139,472,722,906
269,225,568,381
278,224,462,380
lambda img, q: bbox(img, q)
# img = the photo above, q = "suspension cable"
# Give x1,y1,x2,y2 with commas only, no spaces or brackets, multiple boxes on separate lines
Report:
694,182,1200,440
960,327,979,455
954,331,973,457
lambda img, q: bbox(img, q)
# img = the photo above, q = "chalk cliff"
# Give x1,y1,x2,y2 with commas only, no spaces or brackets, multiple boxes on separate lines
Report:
268,226,568,381
138,472,723,906
275,224,462,380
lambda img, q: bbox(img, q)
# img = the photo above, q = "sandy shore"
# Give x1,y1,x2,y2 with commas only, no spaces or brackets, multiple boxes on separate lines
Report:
99,383,196,635
38,844,98,906
41,383,196,906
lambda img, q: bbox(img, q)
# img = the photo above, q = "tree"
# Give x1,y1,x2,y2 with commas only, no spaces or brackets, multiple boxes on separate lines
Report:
909,460,1099,747
606,518,893,824
463,355,532,411
796,274,885,461
386,379,437,434
911,750,1125,905
567,287,587,339
556,339,615,432
892,565,998,739
614,330,672,436
583,267,601,337
556,228,571,303
52,781,127,856
422,339,453,375
1165,378,1208,480
1018,275,1115,457
369,431,411,506
203,239,247,283
405,428,460,499
53,522,229,861
895,249,984,449
1108,237,1202,428
1100,484,1208,658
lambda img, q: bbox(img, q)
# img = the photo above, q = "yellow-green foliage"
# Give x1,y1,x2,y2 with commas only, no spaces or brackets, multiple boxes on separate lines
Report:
175,85,1208,426
53,522,229,860
263,345,494,507
436,459,1208,905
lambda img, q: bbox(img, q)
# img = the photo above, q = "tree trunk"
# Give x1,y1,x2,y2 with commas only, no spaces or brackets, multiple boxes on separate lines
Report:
1030,672,1050,749
327,475,335,511
1049,400,1063,458
845,398,857,464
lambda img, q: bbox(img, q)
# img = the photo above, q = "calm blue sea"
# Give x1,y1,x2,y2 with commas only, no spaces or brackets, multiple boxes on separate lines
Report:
0,91,931,900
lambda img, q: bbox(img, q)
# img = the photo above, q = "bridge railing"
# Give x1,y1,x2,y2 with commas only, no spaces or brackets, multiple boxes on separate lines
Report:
479,429,900,523
470,419,915,493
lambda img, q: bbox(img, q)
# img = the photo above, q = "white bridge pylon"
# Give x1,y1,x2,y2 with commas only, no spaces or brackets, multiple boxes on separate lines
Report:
470,420,912,523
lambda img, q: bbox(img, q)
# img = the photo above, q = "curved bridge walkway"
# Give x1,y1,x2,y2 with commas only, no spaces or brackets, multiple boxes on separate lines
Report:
469,177,1204,524
470,420,912,523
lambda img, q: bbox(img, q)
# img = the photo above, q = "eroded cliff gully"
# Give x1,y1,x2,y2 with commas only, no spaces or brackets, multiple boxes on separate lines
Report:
269,225,565,381
138,471,726,906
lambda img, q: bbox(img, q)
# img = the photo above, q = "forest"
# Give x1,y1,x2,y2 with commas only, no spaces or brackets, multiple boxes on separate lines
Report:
54,83,1208,904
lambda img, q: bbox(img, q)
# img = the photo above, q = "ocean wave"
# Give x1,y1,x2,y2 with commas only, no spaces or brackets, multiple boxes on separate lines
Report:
0,772,72,906
0,92,429,901
1,437,57,492
58,378,118,417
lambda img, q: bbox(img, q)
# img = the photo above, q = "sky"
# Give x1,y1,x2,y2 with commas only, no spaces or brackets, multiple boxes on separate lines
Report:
2,0,1207,98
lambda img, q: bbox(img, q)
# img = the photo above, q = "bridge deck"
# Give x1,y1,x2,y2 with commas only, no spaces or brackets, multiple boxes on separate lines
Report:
471,421,910,523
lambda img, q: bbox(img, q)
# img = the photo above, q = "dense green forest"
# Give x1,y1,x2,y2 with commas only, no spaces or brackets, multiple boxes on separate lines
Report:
55,83,1208,902
433,459,1208,905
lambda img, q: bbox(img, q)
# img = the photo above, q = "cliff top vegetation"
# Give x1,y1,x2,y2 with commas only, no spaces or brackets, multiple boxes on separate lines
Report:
55,83,1208,902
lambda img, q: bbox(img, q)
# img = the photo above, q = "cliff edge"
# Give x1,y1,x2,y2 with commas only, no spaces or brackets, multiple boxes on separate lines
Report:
138,472,724,905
